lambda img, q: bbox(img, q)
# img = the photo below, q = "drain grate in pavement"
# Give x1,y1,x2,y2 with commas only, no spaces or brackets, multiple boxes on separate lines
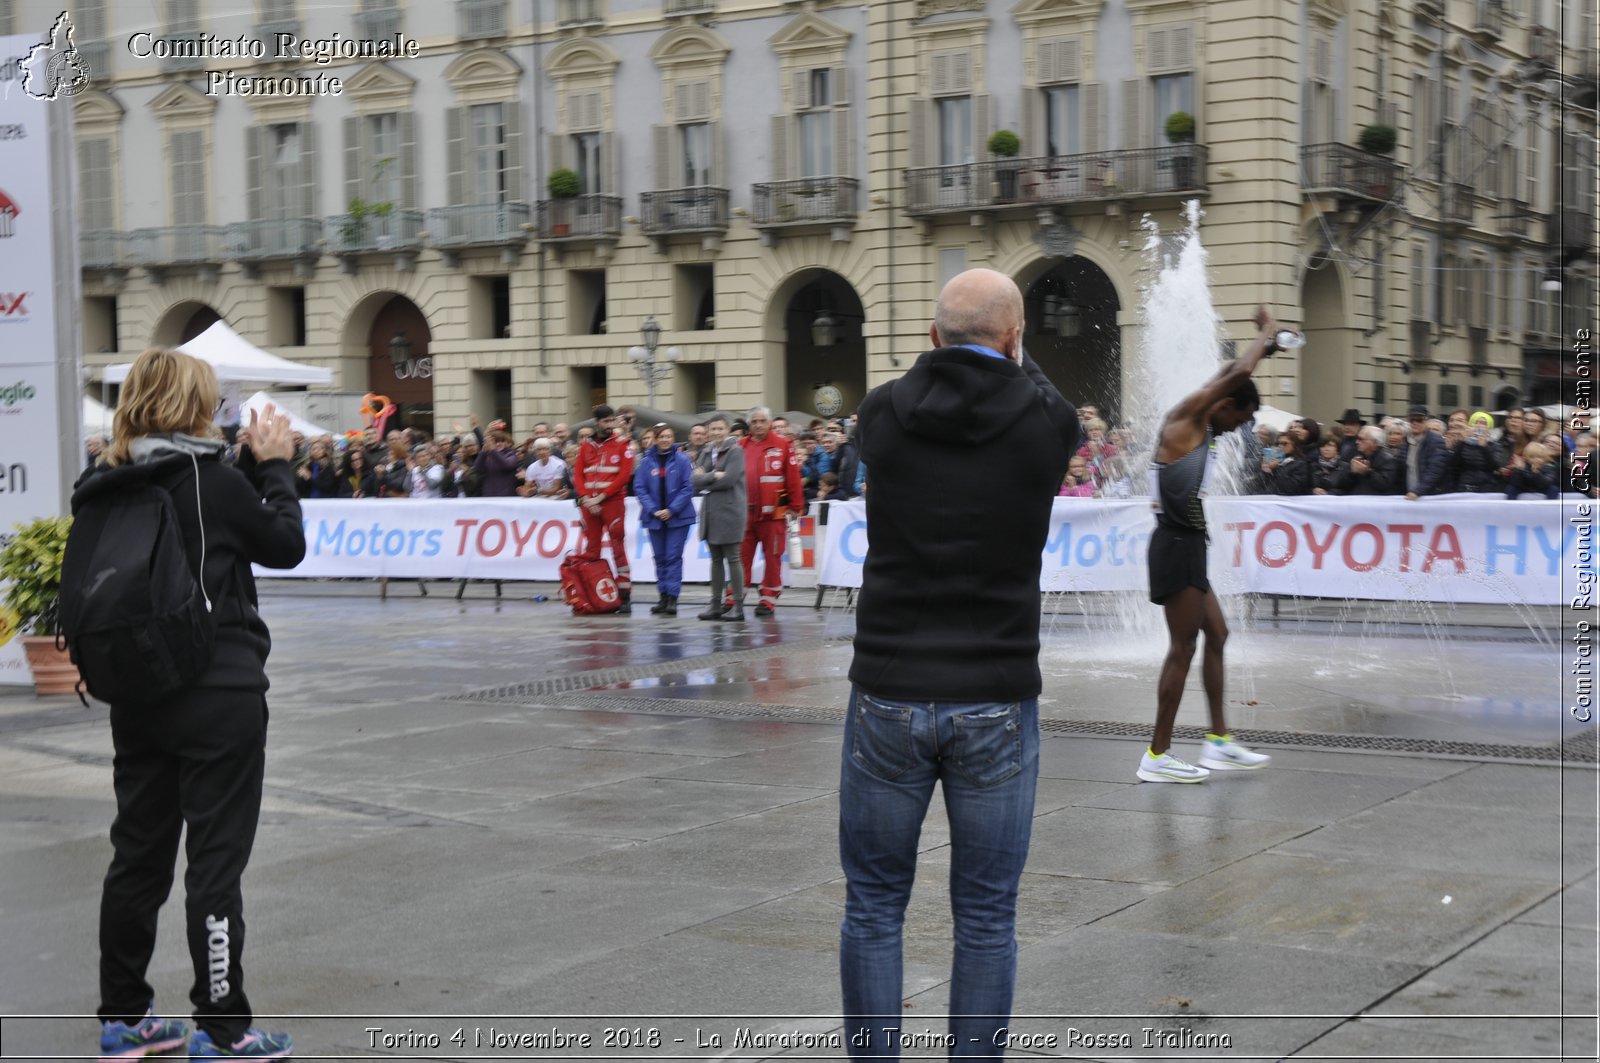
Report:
488,691,1599,765
452,637,849,701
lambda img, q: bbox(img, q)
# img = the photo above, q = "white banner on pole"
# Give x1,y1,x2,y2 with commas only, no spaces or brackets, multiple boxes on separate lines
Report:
0,30,77,683
815,496,1585,606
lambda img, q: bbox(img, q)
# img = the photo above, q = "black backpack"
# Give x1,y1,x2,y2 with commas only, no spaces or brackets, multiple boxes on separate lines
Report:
60,463,215,706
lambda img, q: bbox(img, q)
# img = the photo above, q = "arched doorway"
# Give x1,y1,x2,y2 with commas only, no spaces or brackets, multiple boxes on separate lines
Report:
151,301,222,348
347,293,434,434
775,270,867,419
1301,263,1347,425
1018,257,1121,421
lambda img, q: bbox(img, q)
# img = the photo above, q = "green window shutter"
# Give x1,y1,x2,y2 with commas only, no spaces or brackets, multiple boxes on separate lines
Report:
397,111,416,209
653,124,671,191
504,100,524,203
771,114,790,181
1084,82,1103,154
446,106,465,206
344,115,362,207
245,124,263,219
298,121,318,217
832,105,851,176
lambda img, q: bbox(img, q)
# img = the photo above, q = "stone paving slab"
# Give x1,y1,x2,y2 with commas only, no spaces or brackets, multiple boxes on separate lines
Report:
0,591,1593,1062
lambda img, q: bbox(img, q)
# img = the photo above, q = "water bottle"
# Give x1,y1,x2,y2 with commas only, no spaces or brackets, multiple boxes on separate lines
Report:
1271,329,1306,352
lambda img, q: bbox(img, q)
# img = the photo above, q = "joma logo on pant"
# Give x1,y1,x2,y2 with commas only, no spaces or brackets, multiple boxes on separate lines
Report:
205,915,230,1002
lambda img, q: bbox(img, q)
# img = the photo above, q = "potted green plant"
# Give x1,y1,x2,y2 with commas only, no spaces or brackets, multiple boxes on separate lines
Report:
1358,123,1397,156
340,196,370,248
0,515,78,695
987,129,1023,202
1164,111,1197,189
547,167,582,236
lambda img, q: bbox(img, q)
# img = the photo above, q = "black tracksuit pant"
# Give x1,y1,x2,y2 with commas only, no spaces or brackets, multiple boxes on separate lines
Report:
98,687,267,1043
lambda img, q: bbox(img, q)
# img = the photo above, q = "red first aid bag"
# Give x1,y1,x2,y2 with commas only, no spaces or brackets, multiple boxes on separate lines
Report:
560,554,622,615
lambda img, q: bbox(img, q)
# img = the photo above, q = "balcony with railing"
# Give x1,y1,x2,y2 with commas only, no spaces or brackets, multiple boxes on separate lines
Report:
81,231,129,271
1440,183,1475,224
664,0,714,13
640,187,730,237
1301,143,1402,203
354,5,402,39
127,226,227,277
1502,198,1538,238
253,19,299,55
458,0,508,39
428,202,532,263
557,0,603,26
751,177,858,232
77,39,111,78
157,33,206,73
905,145,1207,217
1473,0,1504,37
226,218,322,261
1469,326,1489,369
1528,26,1558,66
537,195,623,244
325,208,425,260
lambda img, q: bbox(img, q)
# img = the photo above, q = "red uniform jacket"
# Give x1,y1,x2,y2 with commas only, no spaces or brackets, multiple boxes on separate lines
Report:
741,433,805,519
574,434,636,503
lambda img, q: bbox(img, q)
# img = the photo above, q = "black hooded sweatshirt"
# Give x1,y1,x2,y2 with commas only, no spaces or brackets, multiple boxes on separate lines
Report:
71,450,306,691
848,348,1080,702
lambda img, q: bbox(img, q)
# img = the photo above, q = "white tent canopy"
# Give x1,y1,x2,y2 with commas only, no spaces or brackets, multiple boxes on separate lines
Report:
1251,404,1301,433
103,321,333,386
242,391,334,438
83,393,113,434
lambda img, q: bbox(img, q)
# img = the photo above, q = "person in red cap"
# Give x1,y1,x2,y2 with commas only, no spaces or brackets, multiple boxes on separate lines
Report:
572,404,637,613
738,406,805,616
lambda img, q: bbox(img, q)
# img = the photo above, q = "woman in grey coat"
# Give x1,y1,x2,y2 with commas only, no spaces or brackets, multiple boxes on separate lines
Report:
692,414,748,621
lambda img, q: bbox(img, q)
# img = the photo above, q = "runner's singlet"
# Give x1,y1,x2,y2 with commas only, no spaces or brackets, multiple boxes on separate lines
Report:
1148,428,1216,531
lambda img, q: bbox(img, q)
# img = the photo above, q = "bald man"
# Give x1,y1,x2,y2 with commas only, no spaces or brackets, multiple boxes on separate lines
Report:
840,268,1080,1058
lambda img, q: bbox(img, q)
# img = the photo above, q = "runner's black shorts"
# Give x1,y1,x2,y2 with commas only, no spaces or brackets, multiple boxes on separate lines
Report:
1148,522,1209,604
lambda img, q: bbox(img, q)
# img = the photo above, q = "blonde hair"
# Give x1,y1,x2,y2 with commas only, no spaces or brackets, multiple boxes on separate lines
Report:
1523,441,1550,463
105,348,220,466
1086,418,1108,435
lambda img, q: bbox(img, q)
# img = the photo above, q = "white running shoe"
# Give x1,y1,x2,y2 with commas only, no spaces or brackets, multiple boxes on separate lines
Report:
1198,733,1271,771
1136,749,1210,783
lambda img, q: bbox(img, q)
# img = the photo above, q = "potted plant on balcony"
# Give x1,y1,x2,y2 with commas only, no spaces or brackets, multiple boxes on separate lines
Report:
1357,123,1397,198
1164,111,1197,189
0,514,79,696
988,129,1023,202
547,168,581,237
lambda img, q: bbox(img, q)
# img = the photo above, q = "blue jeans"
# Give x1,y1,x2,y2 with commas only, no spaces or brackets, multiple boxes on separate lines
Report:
839,686,1040,1060
648,525,689,598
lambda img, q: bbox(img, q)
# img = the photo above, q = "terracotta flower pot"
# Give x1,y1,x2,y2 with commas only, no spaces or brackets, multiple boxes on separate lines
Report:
21,635,80,696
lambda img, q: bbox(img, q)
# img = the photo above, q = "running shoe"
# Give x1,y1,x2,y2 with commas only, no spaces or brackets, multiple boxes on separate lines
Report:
1136,749,1210,783
99,1010,188,1060
188,1029,293,1059
1198,733,1272,771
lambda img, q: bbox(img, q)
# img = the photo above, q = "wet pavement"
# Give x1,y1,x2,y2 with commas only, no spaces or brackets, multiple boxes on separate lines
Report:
0,582,1593,1061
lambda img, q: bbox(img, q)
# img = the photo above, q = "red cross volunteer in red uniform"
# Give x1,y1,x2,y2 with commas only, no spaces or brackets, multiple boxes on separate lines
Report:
739,406,806,616
573,404,637,613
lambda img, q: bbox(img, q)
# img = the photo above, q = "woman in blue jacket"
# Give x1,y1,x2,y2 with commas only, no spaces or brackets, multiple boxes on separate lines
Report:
633,424,697,616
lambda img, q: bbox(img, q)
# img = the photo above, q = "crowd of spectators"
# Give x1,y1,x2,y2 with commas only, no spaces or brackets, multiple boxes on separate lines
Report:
85,402,1589,504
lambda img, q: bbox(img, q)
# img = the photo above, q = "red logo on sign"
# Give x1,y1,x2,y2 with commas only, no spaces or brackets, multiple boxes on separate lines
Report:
0,293,29,316
0,188,18,239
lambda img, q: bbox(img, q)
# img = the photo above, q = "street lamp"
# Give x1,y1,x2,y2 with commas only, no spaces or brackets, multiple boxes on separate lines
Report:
627,315,681,407
811,309,840,348
389,330,411,371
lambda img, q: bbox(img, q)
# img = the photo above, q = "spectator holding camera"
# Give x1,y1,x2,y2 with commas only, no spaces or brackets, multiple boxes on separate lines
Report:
474,429,521,497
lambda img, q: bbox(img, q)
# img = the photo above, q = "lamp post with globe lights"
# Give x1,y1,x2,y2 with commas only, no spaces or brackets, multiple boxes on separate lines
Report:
627,315,682,407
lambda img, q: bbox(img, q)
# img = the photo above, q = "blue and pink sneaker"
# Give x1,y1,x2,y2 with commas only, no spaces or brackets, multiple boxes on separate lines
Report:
188,1028,293,1059
98,1010,188,1060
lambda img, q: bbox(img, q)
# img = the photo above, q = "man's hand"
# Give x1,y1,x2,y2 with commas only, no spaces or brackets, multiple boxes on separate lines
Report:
654,508,672,522
470,414,480,428
296,465,311,480
1351,456,1370,475
1406,491,1419,501
1253,304,1277,338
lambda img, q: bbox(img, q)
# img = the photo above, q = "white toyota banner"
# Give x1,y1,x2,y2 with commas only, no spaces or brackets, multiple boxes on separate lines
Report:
259,498,729,583
816,496,1588,606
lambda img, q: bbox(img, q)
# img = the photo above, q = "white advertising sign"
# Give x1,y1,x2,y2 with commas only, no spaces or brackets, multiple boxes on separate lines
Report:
0,26,82,682
816,496,1585,606
258,498,722,584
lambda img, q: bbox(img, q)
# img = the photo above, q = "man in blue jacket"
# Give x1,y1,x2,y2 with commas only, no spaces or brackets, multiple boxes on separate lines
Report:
840,268,1079,1059
1397,403,1450,499
633,424,697,616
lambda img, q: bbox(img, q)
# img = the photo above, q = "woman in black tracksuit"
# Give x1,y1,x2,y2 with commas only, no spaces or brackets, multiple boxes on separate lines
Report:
81,348,304,1059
